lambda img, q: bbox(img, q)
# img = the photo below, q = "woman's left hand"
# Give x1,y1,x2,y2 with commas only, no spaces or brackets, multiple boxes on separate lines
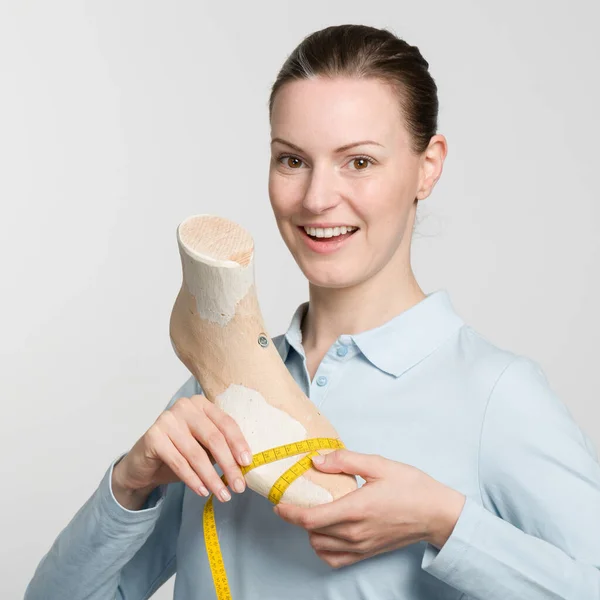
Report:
273,449,466,569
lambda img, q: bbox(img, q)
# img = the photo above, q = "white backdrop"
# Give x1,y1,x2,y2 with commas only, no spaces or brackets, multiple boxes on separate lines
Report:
2,1,598,598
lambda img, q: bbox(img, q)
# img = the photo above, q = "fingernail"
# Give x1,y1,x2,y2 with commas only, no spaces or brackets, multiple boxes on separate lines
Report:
240,451,252,466
220,488,231,502
312,454,325,465
233,478,245,493
198,485,209,497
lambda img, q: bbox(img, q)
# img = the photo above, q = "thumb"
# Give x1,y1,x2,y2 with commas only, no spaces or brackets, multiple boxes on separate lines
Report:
310,449,384,481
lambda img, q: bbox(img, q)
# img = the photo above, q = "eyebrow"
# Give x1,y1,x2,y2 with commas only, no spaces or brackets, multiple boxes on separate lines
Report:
270,138,383,153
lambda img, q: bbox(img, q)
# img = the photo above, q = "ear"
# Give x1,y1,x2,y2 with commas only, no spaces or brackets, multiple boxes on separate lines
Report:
416,134,447,201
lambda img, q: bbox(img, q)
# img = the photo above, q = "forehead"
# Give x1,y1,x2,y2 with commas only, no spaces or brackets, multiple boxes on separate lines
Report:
270,76,406,149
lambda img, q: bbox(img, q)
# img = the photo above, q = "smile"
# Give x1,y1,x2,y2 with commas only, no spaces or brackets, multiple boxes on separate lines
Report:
297,225,359,255
302,225,358,238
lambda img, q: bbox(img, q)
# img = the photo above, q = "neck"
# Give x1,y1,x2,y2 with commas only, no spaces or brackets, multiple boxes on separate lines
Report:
301,261,426,354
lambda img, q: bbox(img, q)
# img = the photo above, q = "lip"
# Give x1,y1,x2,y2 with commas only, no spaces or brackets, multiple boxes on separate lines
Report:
296,225,358,255
299,223,359,229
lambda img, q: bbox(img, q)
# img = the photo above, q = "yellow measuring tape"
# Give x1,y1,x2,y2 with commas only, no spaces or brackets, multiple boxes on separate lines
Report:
203,437,345,600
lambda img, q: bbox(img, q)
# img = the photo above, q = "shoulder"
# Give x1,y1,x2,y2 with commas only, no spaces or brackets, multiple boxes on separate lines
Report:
481,353,594,455
436,324,519,401
487,354,568,418
439,326,594,453
474,350,600,510
485,353,580,435
454,326,591,452
475,352,600,533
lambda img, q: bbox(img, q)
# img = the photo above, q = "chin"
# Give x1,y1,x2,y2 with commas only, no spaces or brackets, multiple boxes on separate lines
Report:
309,278,352,290
300,264,361,289
284,234,366,289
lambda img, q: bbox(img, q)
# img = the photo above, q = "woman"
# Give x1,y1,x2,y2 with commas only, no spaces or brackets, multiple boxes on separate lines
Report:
25,24,600,600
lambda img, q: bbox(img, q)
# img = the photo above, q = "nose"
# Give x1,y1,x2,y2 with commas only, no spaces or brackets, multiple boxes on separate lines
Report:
301,164,341,214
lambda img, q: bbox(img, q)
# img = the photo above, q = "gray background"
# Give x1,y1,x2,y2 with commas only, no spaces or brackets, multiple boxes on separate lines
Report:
2,1,598,598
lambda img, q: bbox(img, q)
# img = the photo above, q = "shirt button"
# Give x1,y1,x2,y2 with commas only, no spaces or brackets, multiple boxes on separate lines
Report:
316,376,328,386
336,346,348,357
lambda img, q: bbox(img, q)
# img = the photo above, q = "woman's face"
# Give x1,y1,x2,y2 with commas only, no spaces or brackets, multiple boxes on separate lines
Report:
268,76,444,289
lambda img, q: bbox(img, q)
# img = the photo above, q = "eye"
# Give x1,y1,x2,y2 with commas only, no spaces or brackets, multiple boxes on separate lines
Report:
278,155,304,169
350,156,375,171
276,154,376,171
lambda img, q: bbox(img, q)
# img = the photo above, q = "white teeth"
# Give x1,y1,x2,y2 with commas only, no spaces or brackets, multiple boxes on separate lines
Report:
303,225,357,238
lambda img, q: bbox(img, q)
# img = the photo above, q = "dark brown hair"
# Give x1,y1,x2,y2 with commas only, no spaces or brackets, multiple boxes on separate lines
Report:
268,24,438,156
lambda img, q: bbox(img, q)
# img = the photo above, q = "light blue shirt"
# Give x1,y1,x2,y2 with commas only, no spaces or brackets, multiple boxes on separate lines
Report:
25,290,600,599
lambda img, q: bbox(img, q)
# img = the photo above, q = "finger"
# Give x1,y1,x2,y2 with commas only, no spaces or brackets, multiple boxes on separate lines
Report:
311,449,384,481
172,397,246,496
315,549,367,569
309,532,357,553
165,416,233,502
202,400,253,467
308,531,373,554
310,521,358,540
151,427,210,497
274,491,363,530
187,413,246,497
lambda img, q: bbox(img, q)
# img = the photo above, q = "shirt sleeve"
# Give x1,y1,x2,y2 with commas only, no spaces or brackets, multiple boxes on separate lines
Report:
421,356,600,599
24,374,201,600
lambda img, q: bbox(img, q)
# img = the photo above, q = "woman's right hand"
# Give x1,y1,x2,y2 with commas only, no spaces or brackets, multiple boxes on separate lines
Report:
112,394,253,506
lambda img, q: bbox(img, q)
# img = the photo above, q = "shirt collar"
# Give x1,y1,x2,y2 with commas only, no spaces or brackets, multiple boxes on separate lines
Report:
276,289,464,378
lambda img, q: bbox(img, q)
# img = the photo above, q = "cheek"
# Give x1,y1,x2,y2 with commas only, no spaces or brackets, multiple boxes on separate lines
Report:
349,181,393,228
268,172,301,217
363,175,413,222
